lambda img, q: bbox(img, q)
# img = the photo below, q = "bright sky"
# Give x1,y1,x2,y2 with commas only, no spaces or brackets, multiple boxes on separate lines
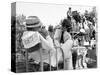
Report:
16,2,93,29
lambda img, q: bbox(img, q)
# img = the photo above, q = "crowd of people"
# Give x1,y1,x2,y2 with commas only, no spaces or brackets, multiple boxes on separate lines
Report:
12,7,97,72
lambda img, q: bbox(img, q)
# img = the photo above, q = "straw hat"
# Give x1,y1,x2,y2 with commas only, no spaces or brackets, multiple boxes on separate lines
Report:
26,16,42,28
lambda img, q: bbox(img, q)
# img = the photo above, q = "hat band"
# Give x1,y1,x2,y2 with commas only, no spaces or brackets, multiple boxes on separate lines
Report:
26,21,40,26
26,23,41,28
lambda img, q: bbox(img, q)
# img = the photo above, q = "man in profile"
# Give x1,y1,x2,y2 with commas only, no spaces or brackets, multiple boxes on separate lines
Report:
67,7,72,20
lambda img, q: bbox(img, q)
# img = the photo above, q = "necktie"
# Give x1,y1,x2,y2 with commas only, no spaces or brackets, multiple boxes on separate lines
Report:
60,31,64,43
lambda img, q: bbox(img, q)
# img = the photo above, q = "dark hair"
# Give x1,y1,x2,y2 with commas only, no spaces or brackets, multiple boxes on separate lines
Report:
72,11,81,23
48,25,53,32
61,18,72,32
69,7,71,10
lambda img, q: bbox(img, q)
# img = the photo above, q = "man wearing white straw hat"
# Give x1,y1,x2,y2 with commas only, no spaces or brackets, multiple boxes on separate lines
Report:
22,16,63,70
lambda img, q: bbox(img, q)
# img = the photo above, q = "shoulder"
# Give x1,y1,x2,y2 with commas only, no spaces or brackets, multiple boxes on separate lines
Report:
22,31,38,40
55,25,62,29
64,31,71,38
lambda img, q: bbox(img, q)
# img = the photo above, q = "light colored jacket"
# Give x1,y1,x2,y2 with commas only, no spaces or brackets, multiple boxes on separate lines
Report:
54,28,72,46
54,28,73,58
22,31,58,67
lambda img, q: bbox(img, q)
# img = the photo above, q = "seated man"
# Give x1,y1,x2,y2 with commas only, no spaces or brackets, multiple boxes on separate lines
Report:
22,16,62,69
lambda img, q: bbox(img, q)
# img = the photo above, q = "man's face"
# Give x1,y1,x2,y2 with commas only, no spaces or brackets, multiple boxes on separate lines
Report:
62,26,67,31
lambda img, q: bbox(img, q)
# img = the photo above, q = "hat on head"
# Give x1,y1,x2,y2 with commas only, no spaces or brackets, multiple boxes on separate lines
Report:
26,16,42,28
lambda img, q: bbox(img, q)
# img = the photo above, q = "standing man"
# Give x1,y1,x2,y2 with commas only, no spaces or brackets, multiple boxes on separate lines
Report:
54,18,73,70
67,7,72,21
84,10,89,20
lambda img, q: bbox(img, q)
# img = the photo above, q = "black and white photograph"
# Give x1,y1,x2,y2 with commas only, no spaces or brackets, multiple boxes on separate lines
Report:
11,2,97,73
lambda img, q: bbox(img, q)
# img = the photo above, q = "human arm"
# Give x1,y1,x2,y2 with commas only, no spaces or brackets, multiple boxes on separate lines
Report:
54,28,61,48
38,32,55,52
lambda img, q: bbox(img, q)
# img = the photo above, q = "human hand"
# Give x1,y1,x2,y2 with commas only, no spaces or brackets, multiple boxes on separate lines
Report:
39,28,49,37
